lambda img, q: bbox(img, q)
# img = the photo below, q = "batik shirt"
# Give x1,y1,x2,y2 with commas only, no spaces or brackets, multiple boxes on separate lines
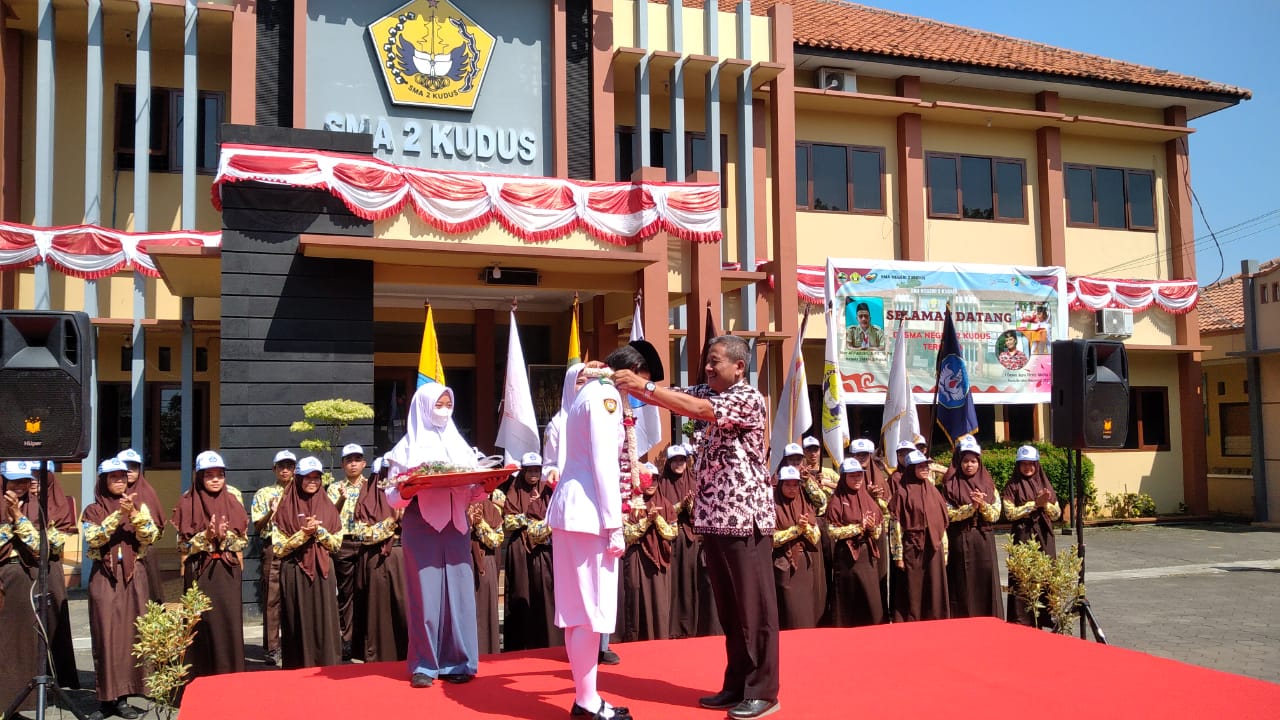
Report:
672,381,774,536
251,484,287,538
327,477,366,537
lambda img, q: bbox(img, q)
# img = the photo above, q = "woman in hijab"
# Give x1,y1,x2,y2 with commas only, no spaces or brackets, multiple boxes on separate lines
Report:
823,458,885,627
771,465,823,630
619,464,677,642
273,456,343,669
503,452,561,651
173,450,249,679
542,363,587,487
1002,445,1061,627
82,457,160,719
659,445,701,639
33,464,82,689
940,436,1004,620
352,456,408,662
888,450,949,623
384,382,486,687
468,477,504,655
118,449,167,604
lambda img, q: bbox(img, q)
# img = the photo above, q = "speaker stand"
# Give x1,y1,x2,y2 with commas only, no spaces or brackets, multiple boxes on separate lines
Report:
2,462,102,720
1069,447,1106,644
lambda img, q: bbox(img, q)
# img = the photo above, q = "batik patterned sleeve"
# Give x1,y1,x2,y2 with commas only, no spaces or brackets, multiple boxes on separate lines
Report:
131,505,160,547
827,521,863,542
8,516,41,552
272,526,307,556
889,517,903,561
946,502,976,522
979,493,1002,523
1043,501,1062,521
181,531,214,557
83,510,122,549
772,525,799,547
802,522,822,548
526,519,552,545
503,513,529,532
473,519,503,549
352,517,398,545
654,515,678,541
44,522,67,556
250,488,274,531
802,480,829,517
623,517,649,545
222,530,249,553
1003,496,1037,521
316,525,344,553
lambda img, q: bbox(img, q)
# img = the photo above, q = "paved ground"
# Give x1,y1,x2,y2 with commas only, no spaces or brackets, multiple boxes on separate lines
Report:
10,521,1278,718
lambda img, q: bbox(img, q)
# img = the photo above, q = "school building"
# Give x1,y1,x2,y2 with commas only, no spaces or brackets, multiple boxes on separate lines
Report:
0,0,1253,588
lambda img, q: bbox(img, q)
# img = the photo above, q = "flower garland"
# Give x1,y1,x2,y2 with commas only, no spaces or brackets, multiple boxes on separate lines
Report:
581,367,644,510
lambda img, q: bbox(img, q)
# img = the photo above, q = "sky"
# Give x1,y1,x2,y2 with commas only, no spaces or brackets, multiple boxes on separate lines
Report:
876,0,1278,286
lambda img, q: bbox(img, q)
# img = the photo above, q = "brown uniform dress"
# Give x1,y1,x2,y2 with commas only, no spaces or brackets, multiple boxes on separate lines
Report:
502,475,561,650
352,477,409,663
889,465,950,623
469,494,504,655
129,472,167,604
1004,464,1059,628
940,460,1005,620
273,481,343,669
823,478,885,627
772,486,824,630
620,485,676,642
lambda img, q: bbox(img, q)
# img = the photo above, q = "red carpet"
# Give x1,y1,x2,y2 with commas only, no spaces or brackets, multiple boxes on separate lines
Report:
181,618,1279,719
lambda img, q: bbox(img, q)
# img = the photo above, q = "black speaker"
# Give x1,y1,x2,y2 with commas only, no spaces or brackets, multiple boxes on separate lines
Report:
1050,339,1130,449
0,311,94,460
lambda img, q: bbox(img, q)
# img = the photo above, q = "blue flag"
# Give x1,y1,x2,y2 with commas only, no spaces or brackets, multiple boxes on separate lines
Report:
933,305,979,447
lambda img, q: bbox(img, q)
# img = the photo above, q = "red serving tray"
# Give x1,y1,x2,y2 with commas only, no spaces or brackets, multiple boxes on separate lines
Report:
395,466,516,494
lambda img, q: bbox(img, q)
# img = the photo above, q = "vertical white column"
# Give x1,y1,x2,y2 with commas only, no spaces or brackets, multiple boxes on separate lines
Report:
80,0,103,588
131,0,152,459
180,0,198,486
33,0,55,309
735,2,757,383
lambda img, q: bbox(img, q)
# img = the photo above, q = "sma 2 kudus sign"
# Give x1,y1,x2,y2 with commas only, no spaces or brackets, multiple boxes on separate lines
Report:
369,0,496,111
825,259,1068,405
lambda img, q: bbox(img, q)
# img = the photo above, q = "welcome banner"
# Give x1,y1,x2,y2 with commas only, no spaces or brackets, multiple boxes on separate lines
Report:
825,259,1067,405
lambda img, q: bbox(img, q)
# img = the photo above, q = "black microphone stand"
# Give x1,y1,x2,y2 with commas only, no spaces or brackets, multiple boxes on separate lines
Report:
2,460,100,720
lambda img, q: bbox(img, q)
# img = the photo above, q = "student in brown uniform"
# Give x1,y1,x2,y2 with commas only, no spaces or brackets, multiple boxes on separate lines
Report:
327,443,368,661
940,435,1004,620
849,438,891,620
83,457,160,719
800,436,839,495
273,456,343,669
502,452,561,650
117,449,165,604
1002,445,1061,628
659,444,701,639
823,458,884,627
250,449,296,666
467,477,504,655
173,451,249,679
888,450,949,623
620,464,678,642
771,466,823,630
350,455,408,662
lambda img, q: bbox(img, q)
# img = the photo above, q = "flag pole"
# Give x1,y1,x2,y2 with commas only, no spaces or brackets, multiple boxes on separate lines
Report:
791,303,813,441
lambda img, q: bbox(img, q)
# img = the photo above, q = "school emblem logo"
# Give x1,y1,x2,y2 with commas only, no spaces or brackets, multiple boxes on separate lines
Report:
24,416,41,434
604,399,618,414
368,0,495,111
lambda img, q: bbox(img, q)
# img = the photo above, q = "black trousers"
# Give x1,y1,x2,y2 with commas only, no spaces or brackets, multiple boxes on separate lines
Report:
335,539,362,645
702,531,780,701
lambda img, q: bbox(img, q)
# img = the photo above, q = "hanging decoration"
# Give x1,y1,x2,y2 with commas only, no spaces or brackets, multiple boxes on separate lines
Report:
0,221,221,280
1066,276,1199,314
211,143,723,245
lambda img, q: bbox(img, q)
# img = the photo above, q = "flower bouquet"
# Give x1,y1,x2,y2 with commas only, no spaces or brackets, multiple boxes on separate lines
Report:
379,459,516,495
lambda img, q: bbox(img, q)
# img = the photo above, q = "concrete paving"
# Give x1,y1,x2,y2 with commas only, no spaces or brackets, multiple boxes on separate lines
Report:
9,521,1278,718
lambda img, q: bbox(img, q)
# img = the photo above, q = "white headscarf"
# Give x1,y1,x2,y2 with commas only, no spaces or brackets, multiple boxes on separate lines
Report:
384,383,477,474
543,363,585,471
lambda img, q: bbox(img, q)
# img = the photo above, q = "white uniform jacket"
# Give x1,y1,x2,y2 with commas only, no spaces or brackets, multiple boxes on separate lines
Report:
546,379,624,536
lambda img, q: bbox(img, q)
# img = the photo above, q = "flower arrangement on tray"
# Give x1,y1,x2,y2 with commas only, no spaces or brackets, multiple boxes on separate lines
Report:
378,457,516,493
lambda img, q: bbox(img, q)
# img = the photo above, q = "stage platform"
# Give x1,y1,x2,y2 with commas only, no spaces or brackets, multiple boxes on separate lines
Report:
181,618,1279,719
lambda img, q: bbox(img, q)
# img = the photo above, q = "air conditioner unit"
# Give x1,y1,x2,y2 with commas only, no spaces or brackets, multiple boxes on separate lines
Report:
817,67,857,93
1094,308,1134,338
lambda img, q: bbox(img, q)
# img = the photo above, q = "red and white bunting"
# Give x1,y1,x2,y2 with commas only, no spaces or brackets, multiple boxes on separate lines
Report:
1066,276,1199,314
211,144,723,245
0,222,220,279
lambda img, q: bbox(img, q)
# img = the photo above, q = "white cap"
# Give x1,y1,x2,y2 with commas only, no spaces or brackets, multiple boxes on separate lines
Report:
905,450,929,466
643,462,660,475
117,448,142,465
666,445,688,459
341,443,364,459
1016,445,1040,462
273,450,297,465
850,438,875,454
520,452,543,468
956,436,982,456
98,457,128,475
682,442,696,454
371,456,385,474
296,456,324,476
912,434,928,446
896,440,917,452
1,460,35,481
802,436,821,448
840,457,864,474
778,466,801,481
195,450,226,472
783,442,803,457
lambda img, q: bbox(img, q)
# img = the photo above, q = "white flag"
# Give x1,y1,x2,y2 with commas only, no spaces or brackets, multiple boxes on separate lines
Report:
769,310,813,471
821,306,850,466
630,301,664,456
881,318,920,473
496,309,541,464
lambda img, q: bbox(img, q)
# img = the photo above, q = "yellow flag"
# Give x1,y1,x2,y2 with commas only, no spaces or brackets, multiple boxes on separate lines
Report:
417,304,446,387
568,294,582,366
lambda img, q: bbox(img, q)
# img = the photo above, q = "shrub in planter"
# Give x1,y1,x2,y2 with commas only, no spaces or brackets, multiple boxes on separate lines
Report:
930,440,1094,511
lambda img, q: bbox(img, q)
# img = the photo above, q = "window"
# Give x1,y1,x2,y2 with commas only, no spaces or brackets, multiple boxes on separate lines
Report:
1004,404,1037,443
1124,386,1170,451
1218,402,1250,457
926,153,1026,221
1264,284,1271,304
615,126,729,207
1065,164,1156,231
115,85,224,173
795,142,885,213
98,382,210,468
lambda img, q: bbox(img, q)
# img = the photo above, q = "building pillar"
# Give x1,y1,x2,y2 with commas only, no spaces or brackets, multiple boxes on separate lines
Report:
33,0,55,309
131,0,153,463
591,0,616,181
1035,91,1066,267
896,76,924,262
475,308,496,452
767,3,798,391
688,169,722,381
230,0,257,124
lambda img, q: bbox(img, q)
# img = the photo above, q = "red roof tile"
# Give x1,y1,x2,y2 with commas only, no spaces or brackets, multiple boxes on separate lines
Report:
1198,259,1280,334
654,1,1250,100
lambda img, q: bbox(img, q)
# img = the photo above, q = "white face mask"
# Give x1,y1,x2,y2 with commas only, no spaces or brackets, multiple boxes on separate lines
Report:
430,404,453,425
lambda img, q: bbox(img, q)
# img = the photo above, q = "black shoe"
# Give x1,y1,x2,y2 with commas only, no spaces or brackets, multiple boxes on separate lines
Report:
569,700,632,718
698,690,743,709
728,699,780,719
410,672,434,688
440,673,473,684
341,641,353,661
103,699,140,719
598,648,621,665
264,648,280,666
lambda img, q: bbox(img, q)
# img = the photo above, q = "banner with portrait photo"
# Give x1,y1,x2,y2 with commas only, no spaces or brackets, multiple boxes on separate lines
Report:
825,259,1067,405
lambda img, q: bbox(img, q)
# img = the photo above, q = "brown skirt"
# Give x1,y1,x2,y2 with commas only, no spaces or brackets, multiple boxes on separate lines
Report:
358,544,408,663
667,531,700,639
620,543,672,642
279,559,341,669
946,525,1005,620
473,550,500,655
183,556,245,679
143,544,166,604
46,564,81,688
890,537,948,623
88,560,149,701
825,539,885,627
0,562,41,711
